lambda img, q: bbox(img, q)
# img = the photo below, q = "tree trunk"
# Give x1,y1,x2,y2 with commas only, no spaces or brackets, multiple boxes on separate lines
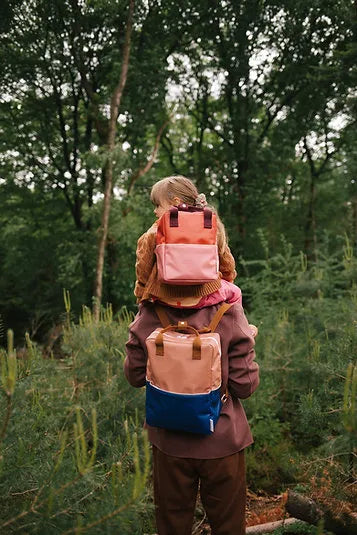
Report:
93,0,134,321
246,518,300,534
234,159,249,247
303,137,319,264
352,196,357,250
286,491,357,535
304,170,318,263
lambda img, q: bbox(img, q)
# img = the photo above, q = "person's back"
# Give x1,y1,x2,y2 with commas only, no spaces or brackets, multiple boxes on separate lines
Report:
124,299,259,535
126,174,259,533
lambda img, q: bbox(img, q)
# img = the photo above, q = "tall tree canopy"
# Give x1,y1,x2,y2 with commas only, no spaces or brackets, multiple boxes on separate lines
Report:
0,0,355,335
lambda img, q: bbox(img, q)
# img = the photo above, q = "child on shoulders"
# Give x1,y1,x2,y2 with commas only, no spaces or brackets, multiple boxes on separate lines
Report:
134,175,258,335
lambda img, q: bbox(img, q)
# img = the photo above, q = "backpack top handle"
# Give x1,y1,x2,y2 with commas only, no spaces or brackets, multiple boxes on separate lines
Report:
169,205,213,229
153,302,234,361
155,322,202,360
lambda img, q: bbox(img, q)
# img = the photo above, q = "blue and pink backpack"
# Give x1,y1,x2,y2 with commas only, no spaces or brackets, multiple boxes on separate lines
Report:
145,303,232,435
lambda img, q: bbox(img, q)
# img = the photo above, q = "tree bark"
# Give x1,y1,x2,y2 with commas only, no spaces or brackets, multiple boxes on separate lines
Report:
304,170,318,263
93,0,134,321
286,490,357,535
246,518,300,534
352,196,357,250
303,137,319,263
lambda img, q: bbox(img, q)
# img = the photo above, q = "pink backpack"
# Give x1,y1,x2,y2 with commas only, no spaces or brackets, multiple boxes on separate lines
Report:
155,204,219,285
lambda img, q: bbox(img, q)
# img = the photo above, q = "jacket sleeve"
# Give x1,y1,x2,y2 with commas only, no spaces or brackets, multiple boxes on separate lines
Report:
134,227,156,299
124,312,147,388
219,244,237,282
227,306,259,400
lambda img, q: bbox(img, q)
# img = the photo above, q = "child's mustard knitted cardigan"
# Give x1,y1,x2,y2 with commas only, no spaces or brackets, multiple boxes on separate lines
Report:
134,223,237,302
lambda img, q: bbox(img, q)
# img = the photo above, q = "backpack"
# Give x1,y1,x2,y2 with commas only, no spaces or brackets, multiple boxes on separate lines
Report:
155,204,218,285
145,303,232,435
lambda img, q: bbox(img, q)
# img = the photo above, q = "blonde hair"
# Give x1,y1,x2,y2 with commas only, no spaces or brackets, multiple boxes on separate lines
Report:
150,176,228,252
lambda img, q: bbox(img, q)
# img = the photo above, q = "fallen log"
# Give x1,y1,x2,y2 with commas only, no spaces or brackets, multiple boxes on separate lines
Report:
246,517,301,534
286,490,357,535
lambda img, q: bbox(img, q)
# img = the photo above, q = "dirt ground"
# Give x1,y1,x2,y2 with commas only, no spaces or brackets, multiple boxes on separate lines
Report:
192,490,288,534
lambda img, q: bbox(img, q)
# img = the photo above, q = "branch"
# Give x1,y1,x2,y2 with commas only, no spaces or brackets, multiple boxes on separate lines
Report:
93,0,135,321
246,518,300,534
108,0,135,143
68,0,108,142
303,136,317,177
62,500,134,535
127,118,170,195
68,67,81,175
69,0,96,102
161,135,180,174
319,115,357,175
258,85,304,143
0,472,84,530
189,106,234,147
47,68,72,171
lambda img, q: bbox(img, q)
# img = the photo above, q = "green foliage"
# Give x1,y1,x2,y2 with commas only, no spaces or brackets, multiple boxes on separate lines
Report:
1,330,17,396
242,234,357,495
0,315,4,343
0,330,18,461
343,363,356,436
246,440,299,493
1,234,356,527
0,181,153,340
271,521,321,534
0,307,154,534
105,193,155,310
0,184,98,340
0,0,356,342
0,0,356,522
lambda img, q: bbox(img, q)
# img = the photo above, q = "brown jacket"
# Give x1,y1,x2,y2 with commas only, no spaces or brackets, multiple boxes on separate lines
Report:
124,301,259,459
134,223,237,302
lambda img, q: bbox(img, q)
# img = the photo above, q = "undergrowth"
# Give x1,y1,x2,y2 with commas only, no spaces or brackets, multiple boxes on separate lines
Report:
0,235,356,532
0,301,154,534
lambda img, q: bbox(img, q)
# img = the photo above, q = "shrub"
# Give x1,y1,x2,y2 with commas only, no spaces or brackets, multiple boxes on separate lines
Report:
0,306,155,534
241,234,357,496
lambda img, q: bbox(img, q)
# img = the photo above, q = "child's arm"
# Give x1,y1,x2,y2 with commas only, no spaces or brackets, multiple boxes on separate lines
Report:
134,227,156,300
219,244,237,282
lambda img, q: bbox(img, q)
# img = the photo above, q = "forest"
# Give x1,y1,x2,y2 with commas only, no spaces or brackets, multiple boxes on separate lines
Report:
0,0,356,533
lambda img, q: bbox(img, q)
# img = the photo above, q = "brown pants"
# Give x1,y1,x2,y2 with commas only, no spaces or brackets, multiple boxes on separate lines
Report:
152,446,246,535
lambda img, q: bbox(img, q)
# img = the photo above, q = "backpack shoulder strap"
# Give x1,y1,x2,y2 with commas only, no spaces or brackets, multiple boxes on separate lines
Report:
155,301,233,330
155,305,171,328
209,302,234,332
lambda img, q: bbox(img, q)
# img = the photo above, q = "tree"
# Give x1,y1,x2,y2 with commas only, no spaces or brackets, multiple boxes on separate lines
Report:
93,0,134,321
0,0,175,314
156,0,356,253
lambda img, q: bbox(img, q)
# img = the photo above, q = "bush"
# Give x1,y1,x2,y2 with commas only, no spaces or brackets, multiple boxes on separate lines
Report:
0,306,155,534
241,234,357,496
1,234,356,531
